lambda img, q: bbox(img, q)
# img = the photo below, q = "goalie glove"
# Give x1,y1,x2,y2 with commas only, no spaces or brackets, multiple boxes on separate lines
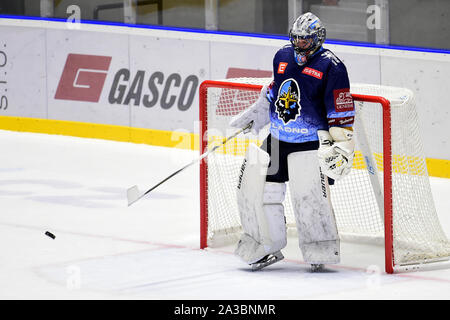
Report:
317,127,355,180
229,84,271,135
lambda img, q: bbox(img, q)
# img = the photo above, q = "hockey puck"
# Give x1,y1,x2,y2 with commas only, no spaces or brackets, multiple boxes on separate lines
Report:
45,231,55,239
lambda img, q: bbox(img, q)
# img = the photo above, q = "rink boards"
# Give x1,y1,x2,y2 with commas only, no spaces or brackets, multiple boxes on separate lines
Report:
0,17,448,176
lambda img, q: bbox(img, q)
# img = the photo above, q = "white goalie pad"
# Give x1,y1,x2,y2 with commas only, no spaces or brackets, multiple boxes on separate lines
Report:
262,182,287,253
234,144,287,264
287,150,340,264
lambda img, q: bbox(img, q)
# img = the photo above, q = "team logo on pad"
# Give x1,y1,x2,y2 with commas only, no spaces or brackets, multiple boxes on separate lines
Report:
275,78,301,124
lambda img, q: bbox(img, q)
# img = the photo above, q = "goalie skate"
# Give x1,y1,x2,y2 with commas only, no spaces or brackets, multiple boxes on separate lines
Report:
310,264,325,272
251,251,284,271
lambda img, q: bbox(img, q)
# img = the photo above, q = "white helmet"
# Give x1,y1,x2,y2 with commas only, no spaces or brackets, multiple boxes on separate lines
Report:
289,12,326,65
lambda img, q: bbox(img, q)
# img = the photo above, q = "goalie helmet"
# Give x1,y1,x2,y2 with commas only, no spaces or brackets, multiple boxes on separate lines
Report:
289,12,326,66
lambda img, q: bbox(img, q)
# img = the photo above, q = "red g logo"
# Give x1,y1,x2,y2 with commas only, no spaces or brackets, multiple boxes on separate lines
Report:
54,54,112,102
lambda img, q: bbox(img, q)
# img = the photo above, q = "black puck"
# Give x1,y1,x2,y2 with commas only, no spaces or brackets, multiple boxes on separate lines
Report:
45,231,55,239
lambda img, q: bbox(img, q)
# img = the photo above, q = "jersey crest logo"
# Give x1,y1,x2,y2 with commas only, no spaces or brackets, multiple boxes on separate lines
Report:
275,78,301,124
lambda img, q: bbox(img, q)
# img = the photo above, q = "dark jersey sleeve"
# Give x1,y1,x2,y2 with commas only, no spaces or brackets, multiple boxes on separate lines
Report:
323,62,355,128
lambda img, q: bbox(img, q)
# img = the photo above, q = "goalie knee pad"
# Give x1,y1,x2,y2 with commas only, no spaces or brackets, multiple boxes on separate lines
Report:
287,150,340,264
234,144,287,264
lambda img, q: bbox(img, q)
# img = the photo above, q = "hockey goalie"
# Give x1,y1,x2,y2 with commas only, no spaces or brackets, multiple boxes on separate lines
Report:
230,12,356,272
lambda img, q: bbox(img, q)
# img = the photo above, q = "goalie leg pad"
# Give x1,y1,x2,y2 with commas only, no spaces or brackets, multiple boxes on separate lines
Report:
287,150,340,264
234,233,272,265
301,240,340,265
234,144,287,264
262,182,287,255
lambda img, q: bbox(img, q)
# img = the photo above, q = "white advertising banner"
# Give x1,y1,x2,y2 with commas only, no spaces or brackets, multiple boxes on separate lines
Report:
210,41,278,81
46,28,130,126
379,52,450,158
0,26,47,119
128,35,210,132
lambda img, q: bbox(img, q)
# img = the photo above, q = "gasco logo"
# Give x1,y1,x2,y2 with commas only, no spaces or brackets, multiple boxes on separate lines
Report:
54,53,199,111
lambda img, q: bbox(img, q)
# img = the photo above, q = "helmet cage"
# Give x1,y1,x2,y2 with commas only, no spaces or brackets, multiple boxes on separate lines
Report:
290,28,325,52
289,32,317,54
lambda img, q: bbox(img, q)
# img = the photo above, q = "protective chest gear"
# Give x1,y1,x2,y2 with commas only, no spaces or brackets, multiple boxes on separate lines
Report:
269,46,355,144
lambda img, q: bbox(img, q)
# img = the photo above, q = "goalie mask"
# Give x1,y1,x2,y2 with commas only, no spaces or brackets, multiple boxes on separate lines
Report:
289,12,326,66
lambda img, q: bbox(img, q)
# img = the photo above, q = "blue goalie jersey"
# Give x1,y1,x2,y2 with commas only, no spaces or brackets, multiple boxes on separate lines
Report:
267,45,355,143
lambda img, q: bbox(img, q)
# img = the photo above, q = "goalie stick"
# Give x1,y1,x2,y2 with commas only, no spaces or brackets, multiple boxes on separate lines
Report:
127,121,254,206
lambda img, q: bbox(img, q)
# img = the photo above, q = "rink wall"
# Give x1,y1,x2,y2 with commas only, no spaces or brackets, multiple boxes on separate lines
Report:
0,17,449,178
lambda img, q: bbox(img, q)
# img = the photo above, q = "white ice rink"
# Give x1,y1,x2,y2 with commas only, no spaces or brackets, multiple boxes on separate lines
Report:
1,129,450,300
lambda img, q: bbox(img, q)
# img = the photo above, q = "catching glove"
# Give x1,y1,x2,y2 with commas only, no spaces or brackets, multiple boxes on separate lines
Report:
317,127,355,180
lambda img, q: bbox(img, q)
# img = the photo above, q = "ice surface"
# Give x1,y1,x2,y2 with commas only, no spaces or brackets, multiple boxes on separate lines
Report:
0,129,449,300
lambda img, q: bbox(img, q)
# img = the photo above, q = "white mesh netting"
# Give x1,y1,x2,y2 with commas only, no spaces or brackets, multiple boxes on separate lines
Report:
201,78,450,268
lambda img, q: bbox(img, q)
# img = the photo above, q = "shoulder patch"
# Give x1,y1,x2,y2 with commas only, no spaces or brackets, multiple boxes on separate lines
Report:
333,88,354,112
277,62,288,74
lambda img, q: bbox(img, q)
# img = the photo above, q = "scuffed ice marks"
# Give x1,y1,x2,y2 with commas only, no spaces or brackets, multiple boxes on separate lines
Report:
0,178,182,208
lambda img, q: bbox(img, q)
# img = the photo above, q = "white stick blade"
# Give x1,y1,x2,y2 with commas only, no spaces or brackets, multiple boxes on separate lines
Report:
127,185,140,206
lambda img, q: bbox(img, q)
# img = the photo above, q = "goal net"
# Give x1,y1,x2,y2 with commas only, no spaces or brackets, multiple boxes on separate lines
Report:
199,78,450,273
